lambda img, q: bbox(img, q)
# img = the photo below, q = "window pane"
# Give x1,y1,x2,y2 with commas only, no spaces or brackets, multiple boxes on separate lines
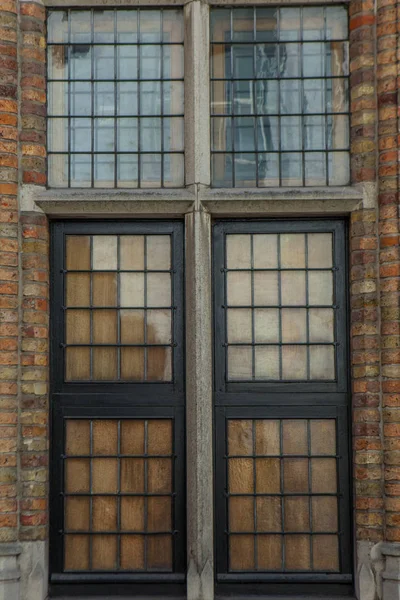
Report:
48,9,184,188
210,7,349,187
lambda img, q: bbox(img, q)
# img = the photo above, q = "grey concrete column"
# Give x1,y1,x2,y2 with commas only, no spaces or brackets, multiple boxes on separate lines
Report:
184,1,210,187
0,543,21,600
185,208,214,600
381,543,400,600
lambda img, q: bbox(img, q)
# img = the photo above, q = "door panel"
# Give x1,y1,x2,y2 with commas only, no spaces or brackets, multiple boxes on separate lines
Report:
213,220,352,597
50,221,185,594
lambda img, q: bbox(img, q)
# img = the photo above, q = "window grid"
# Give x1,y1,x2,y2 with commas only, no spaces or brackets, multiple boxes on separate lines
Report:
64,234,174,382
210,6,350,187
63,418,175,573
224,232,336,382
226,418,340,573
47,8,184,188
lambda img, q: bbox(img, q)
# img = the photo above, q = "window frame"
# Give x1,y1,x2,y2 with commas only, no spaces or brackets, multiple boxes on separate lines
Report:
210,5,351,188
50,220,185,400
213,219,349,398
49,220,186,593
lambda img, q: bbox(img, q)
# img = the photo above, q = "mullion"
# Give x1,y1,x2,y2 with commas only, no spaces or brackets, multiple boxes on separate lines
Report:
305,235,310,380
144,420,149,570
116,420,121,571
307,419,313,569
89,420,93,570
277,235,282,380
117,236,121,380
144,237,148,381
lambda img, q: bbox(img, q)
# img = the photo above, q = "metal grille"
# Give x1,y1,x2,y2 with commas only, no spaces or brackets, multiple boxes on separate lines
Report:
225,418,340,573
63,418,175,572
224,231,336,381
210,6,350,187
47,9,184,188
64,233,174,382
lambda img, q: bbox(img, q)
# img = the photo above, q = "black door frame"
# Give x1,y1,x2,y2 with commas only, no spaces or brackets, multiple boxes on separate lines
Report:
213,218,353,597
49,220,186,597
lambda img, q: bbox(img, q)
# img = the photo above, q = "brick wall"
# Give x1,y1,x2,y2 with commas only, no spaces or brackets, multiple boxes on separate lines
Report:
0,0,18,545
0,0,48,550
19,0,48,543
377,0,400,542
349,0,385,543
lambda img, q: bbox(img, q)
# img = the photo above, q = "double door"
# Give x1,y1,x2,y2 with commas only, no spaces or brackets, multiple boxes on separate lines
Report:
50,218,352,597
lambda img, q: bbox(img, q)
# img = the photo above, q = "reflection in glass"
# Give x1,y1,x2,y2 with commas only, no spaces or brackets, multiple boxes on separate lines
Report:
210,6,349,187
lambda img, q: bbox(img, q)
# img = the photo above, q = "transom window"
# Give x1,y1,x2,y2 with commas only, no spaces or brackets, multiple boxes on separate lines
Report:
210,6,350,187
47,9,184,188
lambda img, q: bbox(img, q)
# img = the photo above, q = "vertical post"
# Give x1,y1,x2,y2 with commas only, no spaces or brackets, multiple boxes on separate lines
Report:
185,208,214,600
184,1,211,188
184,3,213,598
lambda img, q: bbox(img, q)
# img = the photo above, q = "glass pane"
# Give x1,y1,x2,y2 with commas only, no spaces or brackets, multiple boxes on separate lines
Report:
309,308,334,343
280,234,305,268
66,348,90,380
227,234,251,269
147,273,171,307
310,345,335,380
92,535,117,569
308,271,333,305
310,420,336,455
228,420,253,456
121,497,144,531
255,347,280,379
283,458,308,492
66,273,90,307
253,234,278,268
92,348,117,380
65,535,89,570
120,235,144,270
227,272,252,306
93,421,118,455
91,272,116,306
281,309,307,343
311,458,337,493
228,347,252,380
254,272,279,305
255,420,280,455
92,236,117,270
230,497,254,532
229,458,254,493
257,496,281,531
281,272,306,306
308,233,332,268
285,535,310,570
284,496,309,531
147,236,170,270
121,420,145,454
313,536,339,571
121,536,144,570
258,535,282,570
254,309,279,342
256,458,280,493
92,310,117,344
120,273,144,307
92,497,117,531
211,9,231,42
66,236,90,270
312,497,338,532
65,497,89,531
66,310,90,344
230,535,255,570
147,347,172,381
227,309,252,343
66,420,90,455
147,310,171,344
282,346,307,380
282,420,308,455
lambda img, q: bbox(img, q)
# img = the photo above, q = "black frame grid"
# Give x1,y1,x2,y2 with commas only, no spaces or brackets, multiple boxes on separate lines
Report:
210,6,350,188
51,221,184,397
63,233,175,383
214,219,348,396
213,219,352,596
47,8,184,189
50,221,185,595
